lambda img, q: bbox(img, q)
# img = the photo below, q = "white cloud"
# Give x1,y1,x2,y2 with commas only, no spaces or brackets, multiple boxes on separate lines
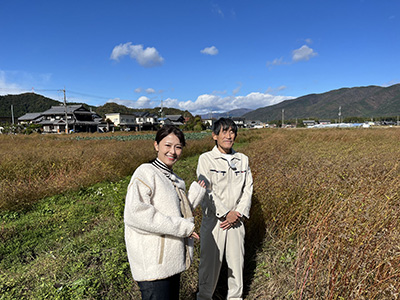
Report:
163,98,180,108
267,44,317,67
106,90,294,116
0,70,41,96
305,38,313,44
232,83,242,95
266,57,286,67
110,42,164,67
201,46,219,56
145,88,156,94
134,87,157,95
108,95,152,109
265,85,288,94
0,71,23,95
292,45,317,62
175,92,294,115
383,80,400,87
137,96,151,107
212,4,224,17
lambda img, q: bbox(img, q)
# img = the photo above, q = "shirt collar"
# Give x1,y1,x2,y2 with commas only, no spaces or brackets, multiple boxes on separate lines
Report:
151,158,176,182
211,145,239,160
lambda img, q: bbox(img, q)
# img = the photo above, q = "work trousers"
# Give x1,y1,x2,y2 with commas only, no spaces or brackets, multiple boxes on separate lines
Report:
137,273,180,300
197,216,245,300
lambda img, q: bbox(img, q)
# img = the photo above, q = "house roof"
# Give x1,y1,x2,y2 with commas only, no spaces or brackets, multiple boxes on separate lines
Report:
41,105,93,115
165,115,183,121
134,111,149,117
18,113,42,121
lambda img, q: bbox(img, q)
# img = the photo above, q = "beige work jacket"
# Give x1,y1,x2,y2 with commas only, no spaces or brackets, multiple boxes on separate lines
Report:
197,146,253,219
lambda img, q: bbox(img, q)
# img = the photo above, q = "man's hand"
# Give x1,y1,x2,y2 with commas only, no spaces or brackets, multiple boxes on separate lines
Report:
220,211,241,230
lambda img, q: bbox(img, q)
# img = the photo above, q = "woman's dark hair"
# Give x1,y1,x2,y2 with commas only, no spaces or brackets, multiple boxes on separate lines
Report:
155,125,186,146
212,118,238,138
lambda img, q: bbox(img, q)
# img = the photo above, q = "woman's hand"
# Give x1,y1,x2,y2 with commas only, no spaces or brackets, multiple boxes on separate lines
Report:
198,180,206,189
190,231,200,240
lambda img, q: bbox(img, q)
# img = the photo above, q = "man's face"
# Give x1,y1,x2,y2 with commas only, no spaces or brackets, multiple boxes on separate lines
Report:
212,127,236,154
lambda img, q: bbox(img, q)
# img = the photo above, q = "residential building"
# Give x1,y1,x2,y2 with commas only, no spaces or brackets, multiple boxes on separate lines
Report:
202,118,216,128
105,113,137,130
18,113,43,124
232,117,245,128
39,105,102,133
0,116,12,124
135,112,159,130
303,120,316,127
162,115,185,126
105,111,158,131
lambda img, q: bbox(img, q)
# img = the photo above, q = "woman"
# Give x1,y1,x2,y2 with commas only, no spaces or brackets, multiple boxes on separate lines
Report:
124,125,206,300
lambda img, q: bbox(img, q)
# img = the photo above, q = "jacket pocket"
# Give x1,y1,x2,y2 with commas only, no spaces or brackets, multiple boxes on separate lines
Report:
158,235,165,264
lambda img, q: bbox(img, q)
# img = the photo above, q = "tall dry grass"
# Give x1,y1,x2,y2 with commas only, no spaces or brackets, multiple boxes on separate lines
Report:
245,128,400,299
0,133,213,211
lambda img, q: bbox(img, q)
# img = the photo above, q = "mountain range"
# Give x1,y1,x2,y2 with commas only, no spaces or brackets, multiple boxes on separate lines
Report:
200,108,253,119
1,84,400,122
243,84,400,122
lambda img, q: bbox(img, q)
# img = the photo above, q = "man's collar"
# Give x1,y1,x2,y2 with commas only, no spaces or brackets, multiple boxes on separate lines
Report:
211,145,238,159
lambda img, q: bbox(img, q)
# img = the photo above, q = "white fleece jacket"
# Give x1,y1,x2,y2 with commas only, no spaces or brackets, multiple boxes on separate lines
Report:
124,163,205,281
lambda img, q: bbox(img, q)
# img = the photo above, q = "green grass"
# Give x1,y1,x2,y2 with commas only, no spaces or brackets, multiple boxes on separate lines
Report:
1,179,139,299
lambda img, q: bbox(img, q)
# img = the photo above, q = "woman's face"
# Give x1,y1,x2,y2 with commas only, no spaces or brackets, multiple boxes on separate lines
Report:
154,133,183,168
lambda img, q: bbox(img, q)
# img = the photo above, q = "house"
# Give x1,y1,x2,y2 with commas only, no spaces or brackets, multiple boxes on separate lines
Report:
203,118,216,128
0,116,12,124
319,120,331,125
303,120,316,127
232,117,245,128
134,112,159,130
245,120,266,128
162,115,185,126
18,113,43,124
39,105,102,133
105,113,137,130
105,111,158,131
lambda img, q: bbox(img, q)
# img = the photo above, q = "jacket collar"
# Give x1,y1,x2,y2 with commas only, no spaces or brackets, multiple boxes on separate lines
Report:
151,158,177,182
211,145,239,160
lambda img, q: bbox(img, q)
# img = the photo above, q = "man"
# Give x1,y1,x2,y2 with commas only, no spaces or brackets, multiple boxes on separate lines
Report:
197,118,253,300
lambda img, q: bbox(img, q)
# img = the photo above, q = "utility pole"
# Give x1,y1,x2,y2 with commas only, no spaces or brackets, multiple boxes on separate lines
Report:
11,105,14,125
338,106,342,124
60,88,68,134
281,109,285,128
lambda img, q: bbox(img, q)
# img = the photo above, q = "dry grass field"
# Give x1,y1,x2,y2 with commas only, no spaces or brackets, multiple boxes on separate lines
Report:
1,128,400,299
244,128,400,299
0,132,212,211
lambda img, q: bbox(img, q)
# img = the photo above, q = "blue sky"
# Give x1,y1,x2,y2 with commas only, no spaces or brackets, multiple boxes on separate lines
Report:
1,0,399,115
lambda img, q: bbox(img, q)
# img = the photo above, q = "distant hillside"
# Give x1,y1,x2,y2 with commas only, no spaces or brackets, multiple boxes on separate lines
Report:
201,108,253,119
0,93,61,118
243,84,400,122
0,93,191,120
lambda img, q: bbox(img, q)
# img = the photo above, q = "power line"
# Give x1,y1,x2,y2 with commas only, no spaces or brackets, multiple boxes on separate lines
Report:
1,87,160,104
67,90,112,100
